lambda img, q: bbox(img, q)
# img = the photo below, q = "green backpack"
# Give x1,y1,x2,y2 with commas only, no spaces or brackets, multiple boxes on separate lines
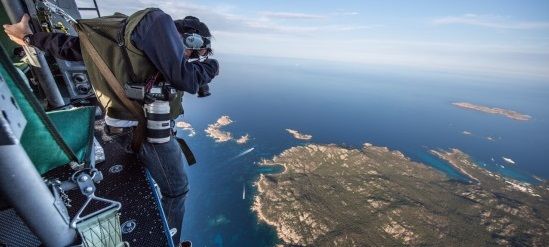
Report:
75,8,184,122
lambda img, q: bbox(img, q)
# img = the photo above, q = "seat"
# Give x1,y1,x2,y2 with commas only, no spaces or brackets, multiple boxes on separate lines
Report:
1,44,127,247
1,45,95,174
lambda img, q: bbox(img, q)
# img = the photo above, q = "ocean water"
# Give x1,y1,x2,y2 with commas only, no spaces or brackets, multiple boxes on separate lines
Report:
179,54,549,246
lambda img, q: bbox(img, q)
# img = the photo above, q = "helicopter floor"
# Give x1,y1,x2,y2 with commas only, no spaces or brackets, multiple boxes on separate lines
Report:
0,120,171,246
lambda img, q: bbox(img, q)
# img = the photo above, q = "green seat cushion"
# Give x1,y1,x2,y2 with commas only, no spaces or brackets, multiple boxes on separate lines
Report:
1,52,95,175
20,106,95,174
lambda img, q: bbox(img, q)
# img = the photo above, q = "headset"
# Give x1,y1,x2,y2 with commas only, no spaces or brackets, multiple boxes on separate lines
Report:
181,33,204,50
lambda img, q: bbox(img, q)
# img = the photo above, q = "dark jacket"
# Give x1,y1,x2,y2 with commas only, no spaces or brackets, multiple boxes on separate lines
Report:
30,9,217,94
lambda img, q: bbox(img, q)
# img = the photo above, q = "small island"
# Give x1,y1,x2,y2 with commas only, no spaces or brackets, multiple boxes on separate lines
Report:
235,134,250,144
286,129,312,140
453,102,531,121
253,144,548,246
205,116,234,142
175,121,196,137
205,115,249,144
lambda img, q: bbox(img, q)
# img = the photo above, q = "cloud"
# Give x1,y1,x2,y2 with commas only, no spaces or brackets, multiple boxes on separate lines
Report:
332,11,359,16
260,11,326,20
215,31,549,79
85,0,367,36
243,22,372,33
433,14,549,30
76,1,549,79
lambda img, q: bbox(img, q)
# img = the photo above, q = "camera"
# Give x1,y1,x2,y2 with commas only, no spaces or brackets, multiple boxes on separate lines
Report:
124,82,176,103
197,84,211,97
144,100,171,143
124,82,177,143
195,58,219,98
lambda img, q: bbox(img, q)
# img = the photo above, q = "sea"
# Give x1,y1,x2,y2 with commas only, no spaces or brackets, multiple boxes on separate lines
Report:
179,54,549,246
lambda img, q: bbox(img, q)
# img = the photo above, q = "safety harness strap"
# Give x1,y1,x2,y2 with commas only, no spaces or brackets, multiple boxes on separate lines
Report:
176,138,197,166
78,31,146,152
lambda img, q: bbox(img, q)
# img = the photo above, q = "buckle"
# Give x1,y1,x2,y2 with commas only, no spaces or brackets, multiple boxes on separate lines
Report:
105,126,132,136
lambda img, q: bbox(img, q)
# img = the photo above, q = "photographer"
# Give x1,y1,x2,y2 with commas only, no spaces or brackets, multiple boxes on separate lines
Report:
176,18,218,98
3,8,218,246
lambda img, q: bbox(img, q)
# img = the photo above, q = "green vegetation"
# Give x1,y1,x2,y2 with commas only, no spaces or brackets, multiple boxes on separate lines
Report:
253,144,549,246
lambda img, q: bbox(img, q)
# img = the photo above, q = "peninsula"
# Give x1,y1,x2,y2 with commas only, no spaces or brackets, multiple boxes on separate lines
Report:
453,102,531,121
253,144,548,246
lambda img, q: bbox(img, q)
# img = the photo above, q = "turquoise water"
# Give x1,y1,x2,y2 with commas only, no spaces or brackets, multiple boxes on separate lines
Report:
179,54,549,246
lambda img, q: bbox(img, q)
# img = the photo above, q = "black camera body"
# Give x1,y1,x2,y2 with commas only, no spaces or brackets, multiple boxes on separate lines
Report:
198,84,211,97
124,82,177,103
124,82,177,143
195,58,219,98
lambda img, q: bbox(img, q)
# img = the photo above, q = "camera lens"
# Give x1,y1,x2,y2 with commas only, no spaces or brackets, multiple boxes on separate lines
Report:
144,100,171,143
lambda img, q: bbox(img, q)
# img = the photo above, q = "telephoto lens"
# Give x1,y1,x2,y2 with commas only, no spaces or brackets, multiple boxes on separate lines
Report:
144,100,171,143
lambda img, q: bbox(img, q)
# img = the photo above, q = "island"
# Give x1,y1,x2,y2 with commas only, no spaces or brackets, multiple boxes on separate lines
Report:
236,134,250,144
286,129,312,140
205,115,250,144
205,116,234,142
453,102,531,121
253,144,548,246
175,121,196,137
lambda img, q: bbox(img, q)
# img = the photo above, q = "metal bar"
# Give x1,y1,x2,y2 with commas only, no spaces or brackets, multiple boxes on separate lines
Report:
0,126,76,246
146,170,175,247
92,0,100,17
33,54,66,108
77,0,101,17
71,193,121,228
1,0,66,109
0,4,76,244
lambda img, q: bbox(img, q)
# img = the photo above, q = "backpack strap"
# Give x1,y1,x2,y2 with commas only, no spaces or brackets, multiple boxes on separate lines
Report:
78,31,146,152
116,18,138,83
118,8,160,90
124,8,159,56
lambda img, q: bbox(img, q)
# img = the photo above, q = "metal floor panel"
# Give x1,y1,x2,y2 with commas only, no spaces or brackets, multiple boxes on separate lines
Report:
0,209,41,247
0,120,170,246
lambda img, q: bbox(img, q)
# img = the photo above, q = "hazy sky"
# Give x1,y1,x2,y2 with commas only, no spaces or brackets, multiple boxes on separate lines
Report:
77,0,549,79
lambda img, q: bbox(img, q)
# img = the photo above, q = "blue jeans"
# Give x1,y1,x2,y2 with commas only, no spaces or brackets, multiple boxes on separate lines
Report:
139,137,189,244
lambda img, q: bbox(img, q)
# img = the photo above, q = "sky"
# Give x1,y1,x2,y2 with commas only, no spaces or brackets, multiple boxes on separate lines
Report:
76,0,549,80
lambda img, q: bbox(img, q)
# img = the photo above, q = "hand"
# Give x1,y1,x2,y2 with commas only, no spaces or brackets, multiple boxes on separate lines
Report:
3,14,33,46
